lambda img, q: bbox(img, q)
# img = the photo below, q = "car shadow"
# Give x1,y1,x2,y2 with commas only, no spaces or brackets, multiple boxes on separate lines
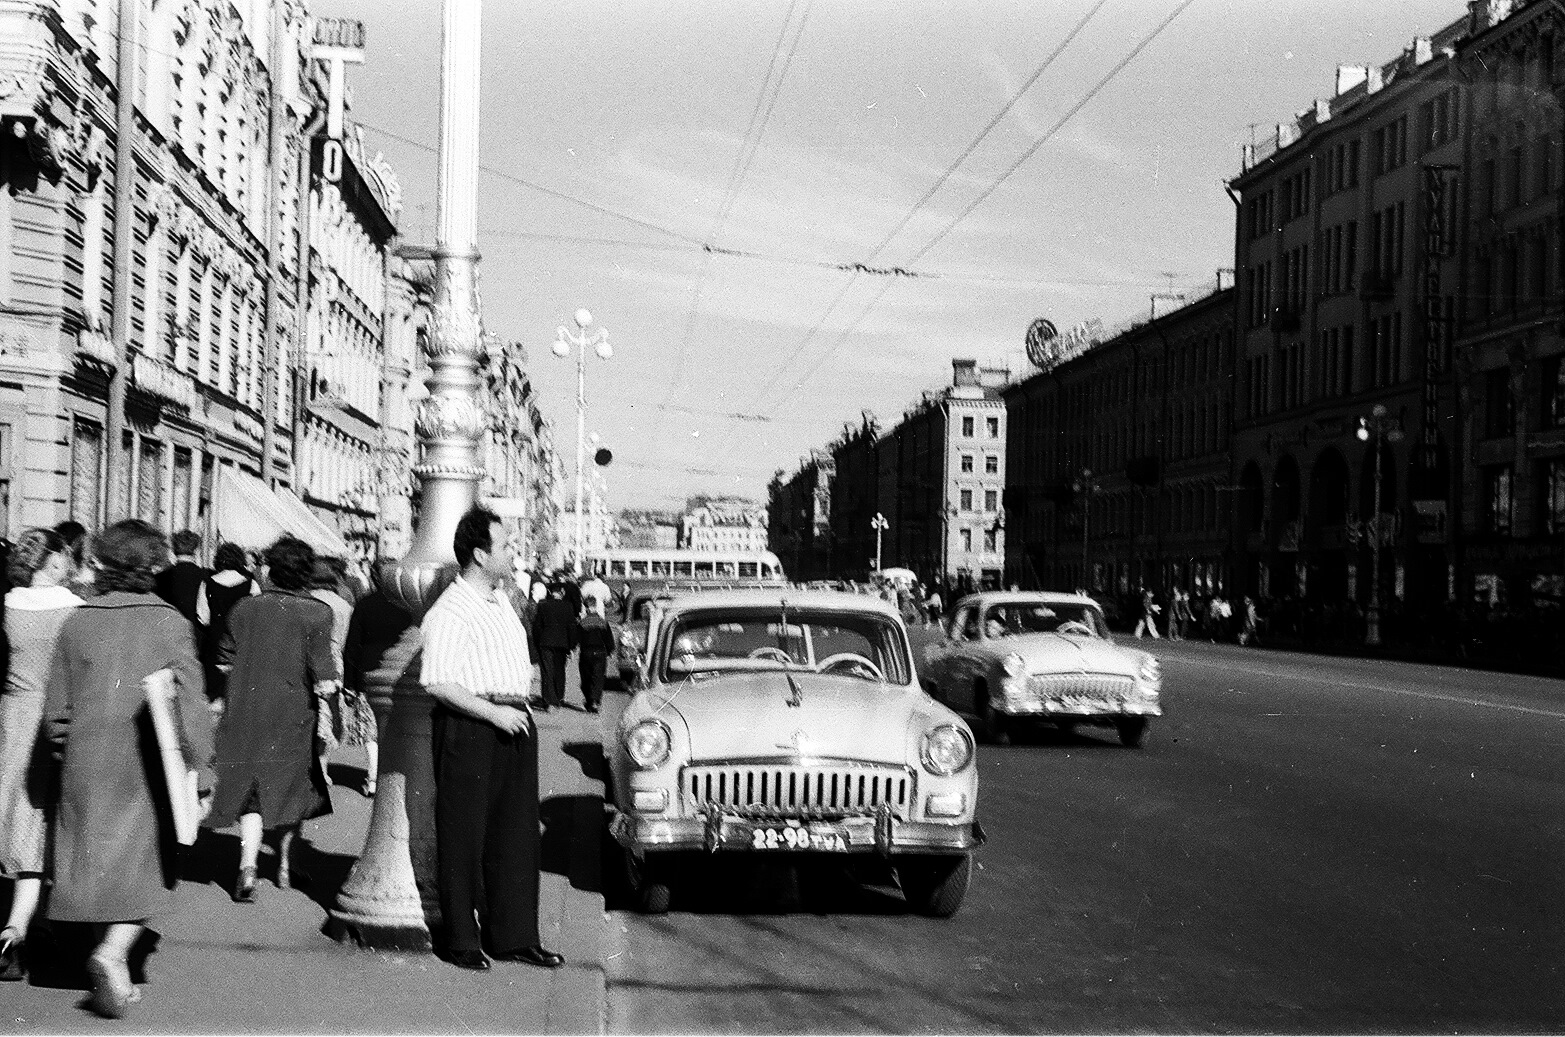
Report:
561,739,607,784
540,794,603,895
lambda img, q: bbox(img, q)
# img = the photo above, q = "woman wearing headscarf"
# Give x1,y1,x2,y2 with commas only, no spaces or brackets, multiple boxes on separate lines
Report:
194,542,258,707
0,529,81,981
574,594,614,714
309,557,377,797
205,536,337,903
42,520,211,1018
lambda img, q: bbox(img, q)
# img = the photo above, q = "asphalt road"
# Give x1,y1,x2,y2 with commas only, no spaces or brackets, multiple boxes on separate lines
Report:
603,634,1565,1034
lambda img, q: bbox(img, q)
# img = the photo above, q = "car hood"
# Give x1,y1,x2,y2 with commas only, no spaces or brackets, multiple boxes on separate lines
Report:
997,633,1142,675
646,672,941,765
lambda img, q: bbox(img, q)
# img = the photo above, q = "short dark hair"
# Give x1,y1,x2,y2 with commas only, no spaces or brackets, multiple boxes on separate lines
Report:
93,520,167,594
171,529,202,556
308,556,340,591
7,528,67,587
213,542,248,573
53,520,86,547
453,506,502,570
264,536,315,591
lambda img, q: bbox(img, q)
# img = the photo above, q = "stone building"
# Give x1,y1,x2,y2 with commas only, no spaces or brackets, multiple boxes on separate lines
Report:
1452,1,1565,607
680,495,767,553
1229,16,1467,608
1004,288,1235,597
767,449,834,581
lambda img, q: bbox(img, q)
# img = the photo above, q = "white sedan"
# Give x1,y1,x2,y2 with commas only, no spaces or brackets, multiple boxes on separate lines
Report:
921,591,1162,747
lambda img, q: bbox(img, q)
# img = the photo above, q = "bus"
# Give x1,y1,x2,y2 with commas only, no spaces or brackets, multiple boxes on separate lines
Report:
586,548,788,584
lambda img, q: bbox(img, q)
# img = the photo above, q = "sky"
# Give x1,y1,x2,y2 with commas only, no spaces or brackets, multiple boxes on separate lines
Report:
323,0,1458,511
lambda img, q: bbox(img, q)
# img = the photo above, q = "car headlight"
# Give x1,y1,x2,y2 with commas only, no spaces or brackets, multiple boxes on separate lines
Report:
624,719,671,769
920,724,974,776
1002,652,1026,678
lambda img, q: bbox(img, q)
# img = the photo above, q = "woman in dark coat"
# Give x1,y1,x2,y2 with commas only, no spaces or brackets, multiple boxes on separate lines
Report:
43,520,213,1018
574,596,614,713
204,536,338,903
194,542,257,705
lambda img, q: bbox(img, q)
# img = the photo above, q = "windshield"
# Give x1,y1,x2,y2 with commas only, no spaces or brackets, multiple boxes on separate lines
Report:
658,606,911,684
981,601,1108,640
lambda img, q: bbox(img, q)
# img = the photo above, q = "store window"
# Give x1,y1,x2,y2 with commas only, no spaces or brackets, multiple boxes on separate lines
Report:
1484,466,1513,535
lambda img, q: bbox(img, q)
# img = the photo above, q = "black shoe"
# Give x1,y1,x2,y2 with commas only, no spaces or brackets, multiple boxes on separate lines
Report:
494,945,565,968
535,703,552,713
585,703,600,714
439,949,490,971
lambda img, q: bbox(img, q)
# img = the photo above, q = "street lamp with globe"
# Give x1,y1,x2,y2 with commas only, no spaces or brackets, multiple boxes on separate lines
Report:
553,309,612,574
1356,403,1405,646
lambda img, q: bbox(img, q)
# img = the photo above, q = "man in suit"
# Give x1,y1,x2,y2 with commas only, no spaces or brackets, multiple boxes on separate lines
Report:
531,582,576,711
154,530,212,629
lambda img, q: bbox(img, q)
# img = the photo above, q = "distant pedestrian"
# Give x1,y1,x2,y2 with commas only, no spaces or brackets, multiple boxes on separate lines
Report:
421,506,560,972
194,543,259,705
1133,588,1162,639
342,581,411,799
923,587,943,626
575,596,613,713
1169,587,1191,640
1239,596,1261,647
153,529,211,629
0,529,81,982
580,571,610,612
531,583,576,711
205,536,339,903
41,520,212,1018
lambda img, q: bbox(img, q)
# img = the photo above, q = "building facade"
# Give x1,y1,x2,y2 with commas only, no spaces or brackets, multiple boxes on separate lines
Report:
1452,1,1565,608
680,496,767,553
1004,287,1235,597
767,449,834,581
1230,17,1469,617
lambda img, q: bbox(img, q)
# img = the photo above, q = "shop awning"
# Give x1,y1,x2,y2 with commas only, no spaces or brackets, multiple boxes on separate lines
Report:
214,467,351,558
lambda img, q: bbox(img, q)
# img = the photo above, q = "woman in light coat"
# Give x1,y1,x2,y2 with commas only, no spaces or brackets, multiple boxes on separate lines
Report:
43,520,212,1018
0,529,81,981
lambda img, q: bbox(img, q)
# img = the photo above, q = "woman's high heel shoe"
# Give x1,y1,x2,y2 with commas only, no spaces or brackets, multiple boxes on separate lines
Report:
233,866,258,904
0,926,25,981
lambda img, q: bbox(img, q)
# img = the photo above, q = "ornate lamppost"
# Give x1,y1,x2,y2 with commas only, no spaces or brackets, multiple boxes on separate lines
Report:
328,0,487,949
871,512,889,572
552,309,611,574
1072,468,1098,591
1357,403,1404,647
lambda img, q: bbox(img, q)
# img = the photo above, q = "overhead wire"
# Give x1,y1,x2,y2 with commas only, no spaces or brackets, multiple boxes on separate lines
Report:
745,0,1112,408
758,0,1201,417
657,0,814,417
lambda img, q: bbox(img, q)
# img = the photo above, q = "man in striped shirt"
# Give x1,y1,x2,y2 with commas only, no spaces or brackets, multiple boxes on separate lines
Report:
421,506,564,972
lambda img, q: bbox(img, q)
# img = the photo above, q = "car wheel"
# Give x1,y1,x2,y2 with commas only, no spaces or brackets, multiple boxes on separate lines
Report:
898,854,972,917
624,849,672,914
1115,717,1149,748
977,695,1010,746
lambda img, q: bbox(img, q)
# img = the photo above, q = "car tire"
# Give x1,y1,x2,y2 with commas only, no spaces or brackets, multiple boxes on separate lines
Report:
624,849,672,914
1115,717,1149,748
978,696,1010,746
898,854,972,917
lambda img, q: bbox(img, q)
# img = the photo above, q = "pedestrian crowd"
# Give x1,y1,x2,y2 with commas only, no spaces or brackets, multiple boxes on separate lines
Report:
0,505,594,1018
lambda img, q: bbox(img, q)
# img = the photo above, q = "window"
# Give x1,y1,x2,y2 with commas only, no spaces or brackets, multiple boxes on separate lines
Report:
984,454,999,475
1546,356,1565,428
986,416,999,438
960,453,973,474
961,415,974,437
982,527,997,552
1484,466,1514,535
1543,458,1565,535
959,488,973,511
1535,135,1555,200
69,417,103,527
1486,368,1515,439
984,489,998,512
959,527,972,552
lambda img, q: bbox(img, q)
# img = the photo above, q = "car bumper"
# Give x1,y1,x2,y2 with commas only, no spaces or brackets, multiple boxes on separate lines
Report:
610,811,985,856
1002,701,1162,719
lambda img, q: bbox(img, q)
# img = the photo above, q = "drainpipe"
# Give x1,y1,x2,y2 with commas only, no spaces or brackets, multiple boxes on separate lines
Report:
260,2,290,486
291,106,327,493
104,0,140,521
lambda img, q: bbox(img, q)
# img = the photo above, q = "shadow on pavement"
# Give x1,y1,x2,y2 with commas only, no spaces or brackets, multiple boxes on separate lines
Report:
561,739,606,783
541,794,603,896
602,846,912,918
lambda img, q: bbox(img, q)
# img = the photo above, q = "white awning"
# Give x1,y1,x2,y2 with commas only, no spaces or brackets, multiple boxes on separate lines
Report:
214,467,351,558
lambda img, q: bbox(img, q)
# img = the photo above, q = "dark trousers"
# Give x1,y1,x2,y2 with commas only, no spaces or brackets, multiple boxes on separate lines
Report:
538,648,569,706
578,651,607,709
433,708,540,954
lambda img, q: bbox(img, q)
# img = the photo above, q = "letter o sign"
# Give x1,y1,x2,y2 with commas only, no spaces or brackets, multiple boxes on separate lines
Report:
322,139,343,184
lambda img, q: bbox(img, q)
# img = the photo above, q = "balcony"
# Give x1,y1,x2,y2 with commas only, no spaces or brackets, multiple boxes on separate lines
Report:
1269,307,1302,333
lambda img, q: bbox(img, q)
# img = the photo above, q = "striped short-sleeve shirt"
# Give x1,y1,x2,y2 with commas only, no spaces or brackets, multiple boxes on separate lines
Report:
420,576,534,703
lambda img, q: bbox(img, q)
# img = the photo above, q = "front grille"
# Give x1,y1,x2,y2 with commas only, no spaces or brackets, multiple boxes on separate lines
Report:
1026,672,1135,703
683,762,913,819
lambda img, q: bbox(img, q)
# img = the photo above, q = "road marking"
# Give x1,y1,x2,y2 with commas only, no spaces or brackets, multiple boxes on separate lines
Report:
1175,658,1565,720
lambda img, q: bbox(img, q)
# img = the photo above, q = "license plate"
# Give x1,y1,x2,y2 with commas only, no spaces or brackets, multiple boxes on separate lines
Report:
1048,694,1117,712
747,822,848,852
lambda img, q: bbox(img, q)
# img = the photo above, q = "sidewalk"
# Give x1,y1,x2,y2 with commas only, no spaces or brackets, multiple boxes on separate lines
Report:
4,702,610,1035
